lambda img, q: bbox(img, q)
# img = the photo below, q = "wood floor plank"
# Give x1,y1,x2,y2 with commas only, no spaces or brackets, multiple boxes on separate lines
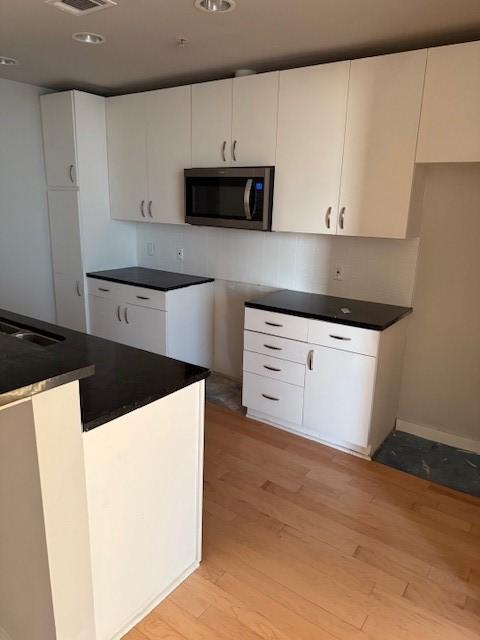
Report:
124,403,480,640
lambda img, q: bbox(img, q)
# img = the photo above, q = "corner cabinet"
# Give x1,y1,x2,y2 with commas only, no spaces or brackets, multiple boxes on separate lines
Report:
191,73,279,167
242,307,408,458
274,50,427,239
416,41,480,163
106,85,192,224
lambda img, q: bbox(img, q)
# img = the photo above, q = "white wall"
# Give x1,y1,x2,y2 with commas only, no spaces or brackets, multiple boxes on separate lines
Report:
398,164,480,447
0,79,56,322
137,224,419,377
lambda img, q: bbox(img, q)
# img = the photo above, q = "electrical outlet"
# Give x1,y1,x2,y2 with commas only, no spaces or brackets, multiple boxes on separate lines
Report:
334,264,344,281
146,241,155,256
176,247,184,261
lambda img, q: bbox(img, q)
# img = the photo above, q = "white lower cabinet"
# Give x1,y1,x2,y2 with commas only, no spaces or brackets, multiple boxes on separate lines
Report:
87,278,214,367
303,345,376,448
53,272,87,333
243,309,408,458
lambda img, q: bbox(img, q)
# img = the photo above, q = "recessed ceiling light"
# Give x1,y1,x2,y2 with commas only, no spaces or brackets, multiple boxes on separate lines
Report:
195,0,236,13
72,32,106,45
0,56,19,66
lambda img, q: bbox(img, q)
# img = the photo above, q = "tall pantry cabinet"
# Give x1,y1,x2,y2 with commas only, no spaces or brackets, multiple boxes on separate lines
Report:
40,90,136,332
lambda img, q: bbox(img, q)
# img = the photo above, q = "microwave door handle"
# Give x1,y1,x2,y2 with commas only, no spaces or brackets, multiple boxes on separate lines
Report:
244,178,254,220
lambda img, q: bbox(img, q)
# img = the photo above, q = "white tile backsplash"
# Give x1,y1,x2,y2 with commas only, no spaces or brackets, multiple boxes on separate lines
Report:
138,224,419,307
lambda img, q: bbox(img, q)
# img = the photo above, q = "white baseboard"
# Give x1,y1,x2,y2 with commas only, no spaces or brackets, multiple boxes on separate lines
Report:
396,419,480,454
109,560,200,640
0,626,12,640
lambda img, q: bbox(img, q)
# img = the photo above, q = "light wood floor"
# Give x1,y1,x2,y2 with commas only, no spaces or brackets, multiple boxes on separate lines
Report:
125,403,480,640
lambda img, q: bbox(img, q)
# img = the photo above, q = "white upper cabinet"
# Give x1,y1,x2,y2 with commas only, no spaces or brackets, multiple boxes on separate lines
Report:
274,62,350,234
191,73,279,167
338,50,427,238
231,72,279,166
106,93,148,221
417,42,480,163
146,86,192,224
41,91,78,188
192,79,233,167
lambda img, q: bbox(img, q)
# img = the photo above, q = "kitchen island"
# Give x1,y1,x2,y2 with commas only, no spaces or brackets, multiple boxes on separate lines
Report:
0,309,208,640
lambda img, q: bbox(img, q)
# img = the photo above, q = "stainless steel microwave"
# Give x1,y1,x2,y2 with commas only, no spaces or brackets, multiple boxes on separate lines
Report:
184,166,274,231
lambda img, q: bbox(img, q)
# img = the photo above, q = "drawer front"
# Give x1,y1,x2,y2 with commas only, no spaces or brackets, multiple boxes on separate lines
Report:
87,278,166,310
243,350,305,387
307,319,379,357
243,372,304,424
245,308,308,342
244,330,309,364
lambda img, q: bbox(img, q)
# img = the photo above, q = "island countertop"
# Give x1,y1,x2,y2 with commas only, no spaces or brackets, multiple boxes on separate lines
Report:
0,308,209,431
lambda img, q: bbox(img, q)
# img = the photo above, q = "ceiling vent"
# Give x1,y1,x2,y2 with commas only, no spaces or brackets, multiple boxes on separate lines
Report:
45,0,117,16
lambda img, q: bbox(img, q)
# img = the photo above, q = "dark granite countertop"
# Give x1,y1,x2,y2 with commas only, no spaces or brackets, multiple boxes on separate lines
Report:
245,290,412,330
87,267,214,292
0,308,209,431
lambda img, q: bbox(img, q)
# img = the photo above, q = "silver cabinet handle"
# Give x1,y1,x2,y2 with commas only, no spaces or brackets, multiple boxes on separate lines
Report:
75,280,82,297
262,393,279,402
265,321,283,328
339,206,346,230
232,139,238,162
124,307,129,324
264,344,282,351
69,164,75,183
264,364,282,372
221,140,227,162
307,349,314,371
325,206,332,230
98,287,110,292
243,178,254,220
329,334,352,341
148,200,153,218
116,305,122,322
136,295,150,300
140,200,146,218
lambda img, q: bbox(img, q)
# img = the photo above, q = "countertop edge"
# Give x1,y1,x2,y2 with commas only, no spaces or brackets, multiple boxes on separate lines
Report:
244,301,413,331
0,364,95,409
86,273,215,292
82,371,209,432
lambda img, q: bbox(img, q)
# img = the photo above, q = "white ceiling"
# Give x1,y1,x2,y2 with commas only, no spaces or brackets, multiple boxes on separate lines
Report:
0,0,479,95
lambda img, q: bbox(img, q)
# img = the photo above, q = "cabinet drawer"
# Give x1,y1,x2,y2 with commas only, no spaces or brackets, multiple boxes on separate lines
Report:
307,320,379,357
87,278,166,311
243,350,305,387
245,308,308,341
243,372,304,424
244,330,309,364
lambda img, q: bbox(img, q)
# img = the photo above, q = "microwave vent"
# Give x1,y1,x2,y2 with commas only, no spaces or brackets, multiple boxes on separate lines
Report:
45,0,117,16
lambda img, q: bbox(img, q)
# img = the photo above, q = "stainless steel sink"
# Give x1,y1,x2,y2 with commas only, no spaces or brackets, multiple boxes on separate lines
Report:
0,319,63,347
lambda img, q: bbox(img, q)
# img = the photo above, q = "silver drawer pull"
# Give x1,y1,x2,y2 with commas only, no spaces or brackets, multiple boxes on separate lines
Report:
262,393,279,402
329,334,352,341
136,295,150,300
265,321,283,327
98,287,110,292
264,344,282,351
264,365,282,372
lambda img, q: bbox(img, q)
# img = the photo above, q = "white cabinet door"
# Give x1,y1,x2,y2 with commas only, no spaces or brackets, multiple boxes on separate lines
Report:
88,295,125,344
106,93,148,221
338,50,426,239
231,72,279,166
54,273,87,332
417,42,480,163
40,92,78,188
146,86,191,224
303,345,376,448
48,190,83,277
123,303,167,355
192,79,233,167
273,62,349,234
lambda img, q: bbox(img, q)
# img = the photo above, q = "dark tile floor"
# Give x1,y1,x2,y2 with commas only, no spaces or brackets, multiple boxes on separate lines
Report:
375,430,480,498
